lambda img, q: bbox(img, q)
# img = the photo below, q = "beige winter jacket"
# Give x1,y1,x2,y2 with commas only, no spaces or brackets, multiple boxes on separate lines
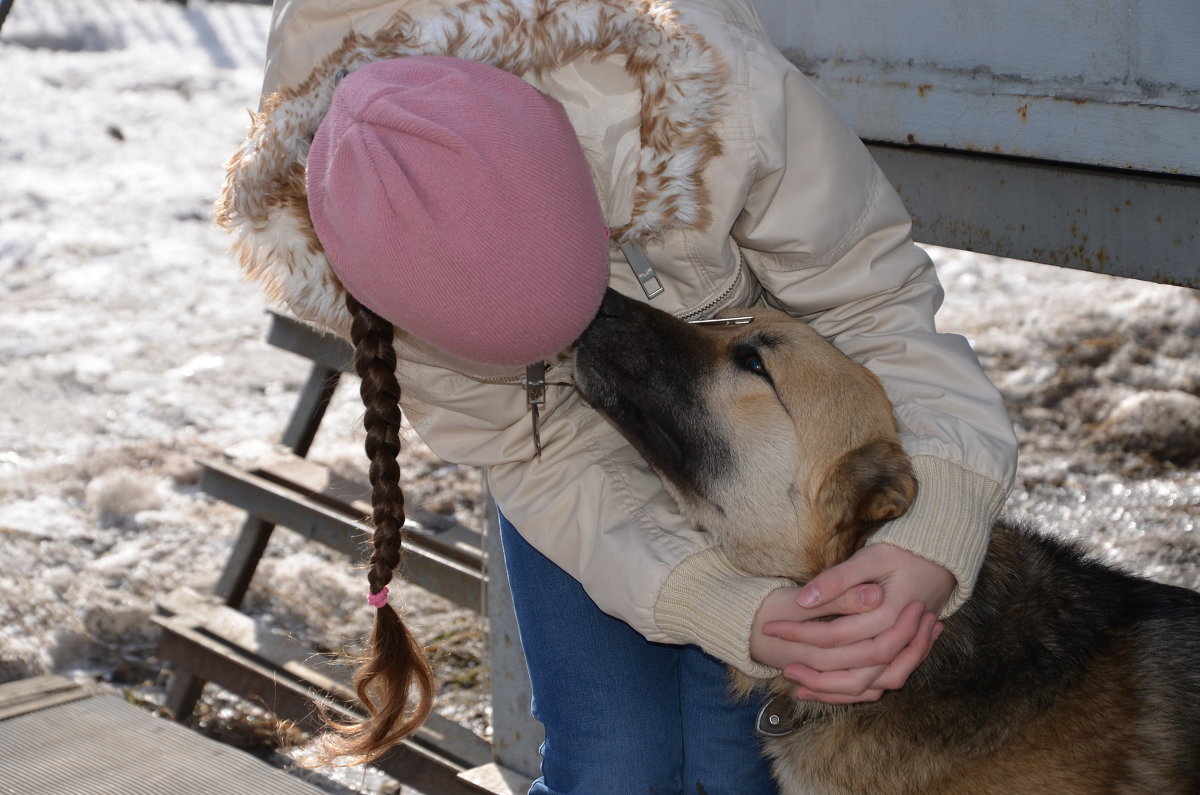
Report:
218,0,1017,678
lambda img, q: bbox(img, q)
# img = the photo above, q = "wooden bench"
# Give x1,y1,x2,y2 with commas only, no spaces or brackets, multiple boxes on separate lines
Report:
154,312,539,795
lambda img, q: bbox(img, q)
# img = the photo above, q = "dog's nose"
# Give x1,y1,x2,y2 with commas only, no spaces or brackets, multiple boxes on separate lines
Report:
598,288,628,318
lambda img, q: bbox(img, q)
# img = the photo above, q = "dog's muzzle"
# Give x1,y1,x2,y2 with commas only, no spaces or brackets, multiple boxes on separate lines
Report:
597,288,629,318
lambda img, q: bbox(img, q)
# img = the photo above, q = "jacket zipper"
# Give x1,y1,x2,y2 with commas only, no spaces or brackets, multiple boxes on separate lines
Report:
622,239,748,320
680,250,746,321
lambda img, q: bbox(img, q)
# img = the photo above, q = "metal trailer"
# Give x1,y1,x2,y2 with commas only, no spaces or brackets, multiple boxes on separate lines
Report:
753,0,1199,288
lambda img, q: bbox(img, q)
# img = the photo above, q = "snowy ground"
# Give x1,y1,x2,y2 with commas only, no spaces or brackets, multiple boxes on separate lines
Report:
1,0,1198,791
0,3,486,789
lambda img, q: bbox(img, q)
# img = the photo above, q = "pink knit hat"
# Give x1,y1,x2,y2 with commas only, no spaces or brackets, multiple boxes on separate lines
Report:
306,56,611,367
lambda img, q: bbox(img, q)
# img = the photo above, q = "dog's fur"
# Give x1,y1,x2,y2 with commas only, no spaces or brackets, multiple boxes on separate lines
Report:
573,291,1200,794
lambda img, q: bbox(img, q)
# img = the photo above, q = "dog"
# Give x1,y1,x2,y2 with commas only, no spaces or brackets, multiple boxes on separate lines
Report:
572,289,1200,794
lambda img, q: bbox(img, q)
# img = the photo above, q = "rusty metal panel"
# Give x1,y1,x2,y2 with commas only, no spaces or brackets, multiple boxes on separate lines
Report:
868,144,1200,288
754,0,1200,177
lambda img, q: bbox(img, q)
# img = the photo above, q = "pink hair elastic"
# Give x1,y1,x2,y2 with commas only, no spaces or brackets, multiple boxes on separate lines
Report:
367,587,390,609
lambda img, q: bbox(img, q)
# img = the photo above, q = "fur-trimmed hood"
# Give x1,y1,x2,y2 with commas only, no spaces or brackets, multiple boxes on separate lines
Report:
215,0,729,338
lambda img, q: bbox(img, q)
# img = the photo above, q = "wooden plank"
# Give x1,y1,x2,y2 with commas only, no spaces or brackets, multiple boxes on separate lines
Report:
0,675,91,721
266,312,353,372
197,458,485,610
157,588,337,685
279,364,342,456
250,454,485,566
212,515,277,608
480,501,543,780
153,613,490,795
459,762,536,795
155,588,492,770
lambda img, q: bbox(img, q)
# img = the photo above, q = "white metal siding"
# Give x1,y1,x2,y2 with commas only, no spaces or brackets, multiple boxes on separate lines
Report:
753,0,1200,177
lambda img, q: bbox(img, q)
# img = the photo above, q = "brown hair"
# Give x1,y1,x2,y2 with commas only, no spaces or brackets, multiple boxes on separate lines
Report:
320,293,435,764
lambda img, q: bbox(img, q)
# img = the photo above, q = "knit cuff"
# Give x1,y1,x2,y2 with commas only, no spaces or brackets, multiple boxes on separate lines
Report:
867,454,1007,616
654,547,793,679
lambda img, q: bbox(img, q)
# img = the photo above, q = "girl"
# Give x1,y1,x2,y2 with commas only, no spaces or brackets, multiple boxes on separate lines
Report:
217,1,1017,791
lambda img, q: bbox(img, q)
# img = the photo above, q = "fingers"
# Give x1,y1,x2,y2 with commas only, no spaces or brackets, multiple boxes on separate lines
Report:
758,544,953,705
828,582,883,614
786,612,942,704
762,608,890,649
796,555,874,608
871,614,943,691
794,686,885,705
786,661,887,701
758,585,888,647
779,601,926,678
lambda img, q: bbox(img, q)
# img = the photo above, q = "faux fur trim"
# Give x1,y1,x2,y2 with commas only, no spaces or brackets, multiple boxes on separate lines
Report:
215,0,728,337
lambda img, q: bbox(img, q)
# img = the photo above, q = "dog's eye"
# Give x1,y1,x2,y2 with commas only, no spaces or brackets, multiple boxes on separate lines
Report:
732,341,779,391
735,347,770,379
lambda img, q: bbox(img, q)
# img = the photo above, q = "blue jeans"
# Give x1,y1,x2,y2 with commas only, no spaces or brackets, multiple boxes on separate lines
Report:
498,511,778,795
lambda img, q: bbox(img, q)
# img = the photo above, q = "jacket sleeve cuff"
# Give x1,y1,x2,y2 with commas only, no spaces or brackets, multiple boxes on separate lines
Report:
867,454,1007,616
654,547,793,679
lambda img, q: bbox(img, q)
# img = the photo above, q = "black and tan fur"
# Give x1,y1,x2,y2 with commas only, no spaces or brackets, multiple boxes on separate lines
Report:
573,290,1200,795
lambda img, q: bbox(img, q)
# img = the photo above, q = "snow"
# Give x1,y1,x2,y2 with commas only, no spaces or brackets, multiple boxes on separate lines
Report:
1,0,1198,788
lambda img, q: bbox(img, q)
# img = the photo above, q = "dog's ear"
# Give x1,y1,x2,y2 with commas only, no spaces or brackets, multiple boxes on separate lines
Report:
816,439,917,555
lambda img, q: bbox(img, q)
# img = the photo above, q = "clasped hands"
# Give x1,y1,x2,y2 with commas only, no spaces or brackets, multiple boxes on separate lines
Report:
749,542,956,703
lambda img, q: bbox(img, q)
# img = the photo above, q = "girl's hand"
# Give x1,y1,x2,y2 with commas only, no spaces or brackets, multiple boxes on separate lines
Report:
749,543,953,703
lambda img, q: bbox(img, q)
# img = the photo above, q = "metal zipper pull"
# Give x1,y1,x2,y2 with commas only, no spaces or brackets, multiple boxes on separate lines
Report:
523,361,546,456
620,242,664,300
688,316,754,326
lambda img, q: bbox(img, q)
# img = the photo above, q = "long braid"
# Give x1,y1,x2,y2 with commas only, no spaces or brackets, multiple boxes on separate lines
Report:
321,293,434,764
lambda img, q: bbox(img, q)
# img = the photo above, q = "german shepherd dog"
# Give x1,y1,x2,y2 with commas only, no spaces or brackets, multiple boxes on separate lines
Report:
572,289,1200,794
